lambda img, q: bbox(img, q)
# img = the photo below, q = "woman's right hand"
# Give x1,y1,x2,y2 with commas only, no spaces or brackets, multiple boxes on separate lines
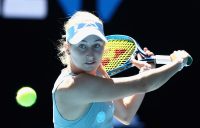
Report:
97,63,110,78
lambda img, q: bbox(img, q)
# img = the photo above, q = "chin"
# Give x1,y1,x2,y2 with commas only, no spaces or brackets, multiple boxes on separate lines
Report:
83,64,99,71
84,68,96,72
82,66,98,72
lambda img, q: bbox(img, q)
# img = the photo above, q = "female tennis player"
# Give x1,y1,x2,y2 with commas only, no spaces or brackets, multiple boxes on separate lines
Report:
52,11,190,128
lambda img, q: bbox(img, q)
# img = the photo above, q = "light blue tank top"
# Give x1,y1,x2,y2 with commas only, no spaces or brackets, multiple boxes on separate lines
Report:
52,70,115,128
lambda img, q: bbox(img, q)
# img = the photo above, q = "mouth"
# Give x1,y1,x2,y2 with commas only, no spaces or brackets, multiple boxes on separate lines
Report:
85,61,96,65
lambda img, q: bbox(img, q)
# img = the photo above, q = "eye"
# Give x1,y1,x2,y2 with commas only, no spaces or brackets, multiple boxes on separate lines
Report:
79,44,87,49
94,44,101,48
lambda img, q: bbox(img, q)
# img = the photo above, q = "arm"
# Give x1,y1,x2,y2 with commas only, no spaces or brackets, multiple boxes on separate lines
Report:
58,50,189,104
114,93,145,125
112,49,191,124
63,59,182,104
114,56,155,125
112,49,190,125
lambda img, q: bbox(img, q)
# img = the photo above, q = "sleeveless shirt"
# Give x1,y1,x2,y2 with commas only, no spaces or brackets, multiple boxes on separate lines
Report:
52,69,115,128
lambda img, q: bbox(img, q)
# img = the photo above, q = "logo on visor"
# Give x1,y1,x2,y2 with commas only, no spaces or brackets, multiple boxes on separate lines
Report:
66,22,104,42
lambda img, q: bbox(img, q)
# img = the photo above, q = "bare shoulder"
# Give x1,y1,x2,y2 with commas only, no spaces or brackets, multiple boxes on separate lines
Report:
55,73,99,98
54,72,75,102
54,73,107,103
54,73,92,120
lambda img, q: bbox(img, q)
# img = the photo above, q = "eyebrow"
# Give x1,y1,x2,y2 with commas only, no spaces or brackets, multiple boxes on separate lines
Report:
95,39,103,42
81,38,103,43
81,40,87,42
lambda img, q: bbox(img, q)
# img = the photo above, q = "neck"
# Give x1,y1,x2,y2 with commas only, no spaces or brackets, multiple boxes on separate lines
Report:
69,63,97,76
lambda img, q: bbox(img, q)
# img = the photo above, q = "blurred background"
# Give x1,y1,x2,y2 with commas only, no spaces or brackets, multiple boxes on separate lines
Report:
1,0,199,128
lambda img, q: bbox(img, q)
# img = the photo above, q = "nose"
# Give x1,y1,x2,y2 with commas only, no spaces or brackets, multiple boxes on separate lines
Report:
86,55,94,62
86,48,95,61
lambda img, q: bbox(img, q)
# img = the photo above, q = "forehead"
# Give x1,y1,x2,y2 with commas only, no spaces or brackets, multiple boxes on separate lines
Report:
79,35,105,44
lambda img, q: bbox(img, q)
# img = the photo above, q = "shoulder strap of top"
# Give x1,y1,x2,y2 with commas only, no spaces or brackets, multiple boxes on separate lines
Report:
52,69,75,93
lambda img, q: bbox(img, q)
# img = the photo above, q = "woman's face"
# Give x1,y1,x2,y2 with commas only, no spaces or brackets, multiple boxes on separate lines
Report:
69,35,105,72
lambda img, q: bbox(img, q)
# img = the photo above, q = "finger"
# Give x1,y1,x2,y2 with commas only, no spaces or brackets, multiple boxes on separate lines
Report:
147,51,154,56
144,47,154,56
144,63,152,68
143,47,148,52
97,64,110,78
103,72,110,78
137,53,143,60
139,63,152,73
145,50,154,56
131,59,144,69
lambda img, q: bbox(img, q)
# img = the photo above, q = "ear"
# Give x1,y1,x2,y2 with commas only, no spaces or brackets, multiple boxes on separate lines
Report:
64,43,70,49
64,43,71,54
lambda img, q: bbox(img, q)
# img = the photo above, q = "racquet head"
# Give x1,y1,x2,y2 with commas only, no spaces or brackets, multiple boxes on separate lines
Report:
101,35,139,76
101,35,193,77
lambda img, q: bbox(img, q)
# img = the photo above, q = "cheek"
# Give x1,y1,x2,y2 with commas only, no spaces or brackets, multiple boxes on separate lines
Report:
70,53,85,69
71,52,83,61
96,47,104,56
70,49,84,62
94,50,104,61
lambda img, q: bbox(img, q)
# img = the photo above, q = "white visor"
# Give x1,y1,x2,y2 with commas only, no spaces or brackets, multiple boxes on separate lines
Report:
66,22,107,44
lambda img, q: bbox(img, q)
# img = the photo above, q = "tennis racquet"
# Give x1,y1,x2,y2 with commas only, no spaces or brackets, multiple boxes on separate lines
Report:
101,34,193,76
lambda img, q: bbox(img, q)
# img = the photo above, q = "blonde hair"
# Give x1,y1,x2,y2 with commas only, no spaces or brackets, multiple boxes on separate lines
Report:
57,11,103,66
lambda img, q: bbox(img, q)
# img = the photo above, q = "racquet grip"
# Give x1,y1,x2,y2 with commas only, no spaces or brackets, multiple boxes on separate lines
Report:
185,55,193,66
154,55,193,66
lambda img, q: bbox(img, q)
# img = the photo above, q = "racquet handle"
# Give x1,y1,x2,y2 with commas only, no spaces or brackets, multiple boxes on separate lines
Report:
153,55,193,66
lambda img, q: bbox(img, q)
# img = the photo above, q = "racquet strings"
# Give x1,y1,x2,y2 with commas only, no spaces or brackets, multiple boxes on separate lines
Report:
102,39,136,72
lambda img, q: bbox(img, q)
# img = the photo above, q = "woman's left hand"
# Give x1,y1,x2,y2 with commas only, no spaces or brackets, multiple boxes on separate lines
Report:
131,47,156,72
